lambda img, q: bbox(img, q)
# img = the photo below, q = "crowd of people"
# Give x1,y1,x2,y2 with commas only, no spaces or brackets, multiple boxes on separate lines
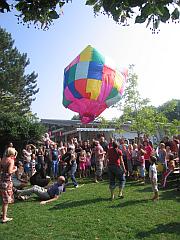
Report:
0,133,179,223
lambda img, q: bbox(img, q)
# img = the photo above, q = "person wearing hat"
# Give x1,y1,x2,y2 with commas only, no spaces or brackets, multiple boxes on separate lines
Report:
15,176,65,205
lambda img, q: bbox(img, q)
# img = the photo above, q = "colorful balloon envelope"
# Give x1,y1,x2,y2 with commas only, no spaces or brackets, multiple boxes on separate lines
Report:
63,45,127,124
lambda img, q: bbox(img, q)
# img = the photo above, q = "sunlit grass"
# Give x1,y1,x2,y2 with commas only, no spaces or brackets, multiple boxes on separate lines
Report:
0,177,180,240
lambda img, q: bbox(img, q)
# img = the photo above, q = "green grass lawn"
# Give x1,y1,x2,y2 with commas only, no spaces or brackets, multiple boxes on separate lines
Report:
0,177,180,240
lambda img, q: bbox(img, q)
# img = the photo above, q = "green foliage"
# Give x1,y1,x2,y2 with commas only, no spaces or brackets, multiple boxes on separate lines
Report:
97,116,110,129
86,0,180,32
0,0,72,30
0,27,45,152
1,1,180,30
0,112,46,151
113,65,179,139
157,99,180,121
98,65,179,139
71,114,80,120
0,27,39,114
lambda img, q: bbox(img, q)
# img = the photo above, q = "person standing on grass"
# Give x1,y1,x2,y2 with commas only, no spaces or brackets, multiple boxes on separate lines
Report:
44,147,52,177
137,144,146,184
149,156,159,201
15,176,65,204
0,147,17,223
126,144,133,178
143,140,153,172
94,141,106,183
79,150,86,178
158,143,167,171
85,152,91,177
36,147,45,173
51,144,59,179
61,148,78,188
132,143,138,180
22,144,34,177
105,141,126,200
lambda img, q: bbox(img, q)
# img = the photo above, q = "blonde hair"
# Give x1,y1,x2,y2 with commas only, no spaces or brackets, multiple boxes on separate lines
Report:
80,150,86,156
160,143,165,148
6,147,16,157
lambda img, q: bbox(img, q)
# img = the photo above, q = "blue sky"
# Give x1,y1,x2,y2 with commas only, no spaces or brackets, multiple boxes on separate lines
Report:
1,1,180,120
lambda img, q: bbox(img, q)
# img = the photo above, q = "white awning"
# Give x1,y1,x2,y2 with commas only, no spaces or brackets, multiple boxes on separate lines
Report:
62,128,115,136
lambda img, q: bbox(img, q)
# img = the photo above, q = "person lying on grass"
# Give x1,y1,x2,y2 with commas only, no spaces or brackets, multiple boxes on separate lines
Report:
15,176,65,205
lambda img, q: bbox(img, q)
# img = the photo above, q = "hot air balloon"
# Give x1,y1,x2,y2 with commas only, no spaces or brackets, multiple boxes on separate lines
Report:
62,45,127,124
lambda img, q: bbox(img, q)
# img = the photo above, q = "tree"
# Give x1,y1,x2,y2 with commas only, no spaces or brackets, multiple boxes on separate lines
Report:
113,65,176,139
0,112,46,156
0,27,45,154
71,114,80,120
0,27,39,114
157,99,180,121
0,1,180,31
87,0,180,33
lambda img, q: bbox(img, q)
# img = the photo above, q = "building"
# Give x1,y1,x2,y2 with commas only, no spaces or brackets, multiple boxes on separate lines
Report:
41,119,139,143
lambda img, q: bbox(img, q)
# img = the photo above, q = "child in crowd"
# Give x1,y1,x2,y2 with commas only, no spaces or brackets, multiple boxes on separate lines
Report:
149,156,159,201
79,150,86,178
132,143,138,180
165,146,172,162
30,153,37,176
137,144,146,184
22,145,33,177
59,148,66,176
36,147,45,170
85,152,91,177
158,143,167,171
126,144,133,178
162,153,175,188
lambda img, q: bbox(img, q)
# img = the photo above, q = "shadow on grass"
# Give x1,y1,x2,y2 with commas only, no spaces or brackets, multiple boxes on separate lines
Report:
49,197,109,210
136,186,152,192
135,181,180,202
160,188,180,202
12,196,41,205
136,222,180,238
109,198,149,208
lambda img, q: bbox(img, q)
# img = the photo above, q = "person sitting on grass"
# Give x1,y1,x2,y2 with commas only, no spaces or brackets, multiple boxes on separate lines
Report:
30,164,50,187
12,161,28,189
15,176,65,205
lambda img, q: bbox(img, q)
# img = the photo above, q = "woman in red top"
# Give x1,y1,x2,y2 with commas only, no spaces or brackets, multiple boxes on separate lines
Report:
143,140,153,172
0,147,17,223
106,141,126,200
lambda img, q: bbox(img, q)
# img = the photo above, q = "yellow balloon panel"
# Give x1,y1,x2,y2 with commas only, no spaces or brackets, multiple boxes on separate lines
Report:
79,45,92,62
86,79,102,100
114,72,123,91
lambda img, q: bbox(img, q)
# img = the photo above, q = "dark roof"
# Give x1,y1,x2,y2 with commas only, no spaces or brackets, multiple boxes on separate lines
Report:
41,119,100,127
